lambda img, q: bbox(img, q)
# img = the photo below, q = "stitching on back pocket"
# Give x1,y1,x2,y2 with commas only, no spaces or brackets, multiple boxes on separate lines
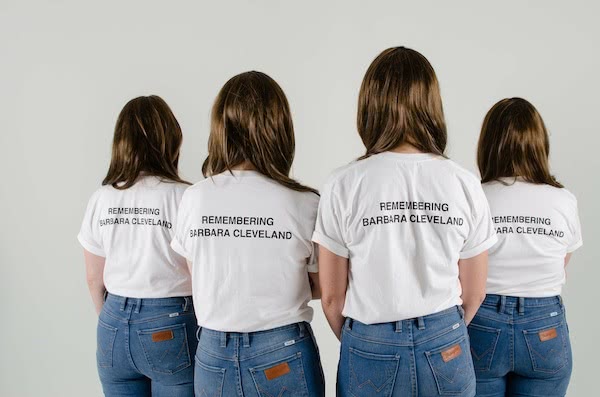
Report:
137,323,192,375
97,320,117,368
249,352,310,397
523,322,568,374
467,323,501,372
348,347,400,397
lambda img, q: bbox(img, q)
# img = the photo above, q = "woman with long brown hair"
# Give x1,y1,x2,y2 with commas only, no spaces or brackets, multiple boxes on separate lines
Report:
78,96,197,396
469,98,582,396
314,47,496,396
171,71,325,397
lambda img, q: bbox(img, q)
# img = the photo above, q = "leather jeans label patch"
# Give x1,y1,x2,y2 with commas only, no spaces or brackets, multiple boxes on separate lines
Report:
151,330,174,342
264,362,291,380
539,328,558,342
441,344,462,362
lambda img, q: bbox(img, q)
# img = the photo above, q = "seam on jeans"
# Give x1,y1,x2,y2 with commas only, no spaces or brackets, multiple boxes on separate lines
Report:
239,335,310,362
345,329,412,347
198,346,236,362
127,311,195,325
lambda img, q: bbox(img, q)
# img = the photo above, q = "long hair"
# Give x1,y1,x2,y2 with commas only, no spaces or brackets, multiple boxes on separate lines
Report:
202,71,317,194
103,95,188,189
477,97,562,188
357,46,447,159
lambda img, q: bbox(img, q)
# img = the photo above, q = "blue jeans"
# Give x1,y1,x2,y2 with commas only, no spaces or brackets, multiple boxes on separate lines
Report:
468,295,572,397
194,322,325,396
96,293,199,396
338,306,476,397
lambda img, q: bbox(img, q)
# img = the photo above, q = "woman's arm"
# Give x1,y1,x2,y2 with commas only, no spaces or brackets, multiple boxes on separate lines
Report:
458,250,488,325
309,272,321,299
84,249,106,315
319,245,348,340
564,253,572,267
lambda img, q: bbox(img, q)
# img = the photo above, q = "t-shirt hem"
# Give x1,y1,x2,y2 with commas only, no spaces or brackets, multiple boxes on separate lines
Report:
459,234,498,259
197,315,314,333
107,288,194,299
566,239,583,253
312,231,349,258
77,234,106,257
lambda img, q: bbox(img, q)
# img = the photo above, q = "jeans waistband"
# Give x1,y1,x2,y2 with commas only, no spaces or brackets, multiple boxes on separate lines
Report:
105,293,193,313
199,322,309,348
347,305,462,332
483,294,562,315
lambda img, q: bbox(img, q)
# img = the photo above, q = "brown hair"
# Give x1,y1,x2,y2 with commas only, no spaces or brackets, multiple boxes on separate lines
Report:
357,46,447,158
477,97,562,188
202,71,317,194
103,95,188,189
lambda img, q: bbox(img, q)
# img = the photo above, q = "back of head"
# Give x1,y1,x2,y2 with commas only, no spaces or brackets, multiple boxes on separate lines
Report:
357,46,447,158
203,71,316,194
103,95,187,189
477,97,562,188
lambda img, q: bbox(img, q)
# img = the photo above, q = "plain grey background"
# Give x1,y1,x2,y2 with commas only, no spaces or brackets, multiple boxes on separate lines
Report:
1,1,598,396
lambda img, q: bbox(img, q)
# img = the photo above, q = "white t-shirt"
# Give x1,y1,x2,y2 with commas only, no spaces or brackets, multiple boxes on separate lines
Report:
483,178,583,297
313,152,497,324
171,170,319,333
78,176,192,298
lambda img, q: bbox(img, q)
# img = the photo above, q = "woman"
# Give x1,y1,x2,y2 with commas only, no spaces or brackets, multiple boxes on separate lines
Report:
314,47,497,397
78,95,197,396
171,71,325,397
469,98,582,396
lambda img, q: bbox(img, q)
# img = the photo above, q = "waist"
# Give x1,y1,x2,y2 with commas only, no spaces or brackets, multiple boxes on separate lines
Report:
105,292,193,309
347,306,463,335
199,321,312,350
482,294,562,308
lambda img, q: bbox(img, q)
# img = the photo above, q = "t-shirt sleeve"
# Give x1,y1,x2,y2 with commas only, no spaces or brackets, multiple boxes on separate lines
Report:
566,197,583,253
77,191,105,257
170,191,192,261
460,183,498,259
312,180,349,258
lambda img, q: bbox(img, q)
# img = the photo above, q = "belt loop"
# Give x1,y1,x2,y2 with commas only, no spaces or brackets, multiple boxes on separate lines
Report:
134,298,141,314
120,297,127,311
103,291,108,302
558,296,563,306
242,333,250,348
298,322,306,338
183,297,190,312
395,321,402,333
346,318,353,331
518,297,525,315
220,332,227,348
196,327,201,342
499,296,506,314
417,316,425,330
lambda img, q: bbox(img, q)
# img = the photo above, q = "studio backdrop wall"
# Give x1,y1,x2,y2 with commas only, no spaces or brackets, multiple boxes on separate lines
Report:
1,1,598,396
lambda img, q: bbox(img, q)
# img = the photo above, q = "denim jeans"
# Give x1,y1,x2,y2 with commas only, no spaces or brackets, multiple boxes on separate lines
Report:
338,306,476,397
194,322,325,397
96,293,198,396
468,295,572,397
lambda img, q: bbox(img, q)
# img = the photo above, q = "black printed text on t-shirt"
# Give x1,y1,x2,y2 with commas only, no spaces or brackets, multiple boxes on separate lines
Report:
189,215,291,239
493,215,564,237
362,201,464,227
98,207,172,229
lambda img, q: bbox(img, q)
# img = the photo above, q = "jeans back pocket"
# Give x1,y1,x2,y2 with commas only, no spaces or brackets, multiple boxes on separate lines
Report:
97,320,117,368
195,359,225,397
250,352,310,397
467,323,501,372
137,323,192,374
523,322,568,374
348,347,400,397
425,336,475,395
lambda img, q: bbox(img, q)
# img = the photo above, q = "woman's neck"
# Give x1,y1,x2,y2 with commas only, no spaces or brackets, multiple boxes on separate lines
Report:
231,161,256,171
389,142,423,154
